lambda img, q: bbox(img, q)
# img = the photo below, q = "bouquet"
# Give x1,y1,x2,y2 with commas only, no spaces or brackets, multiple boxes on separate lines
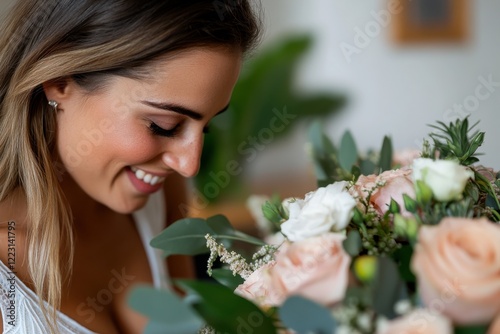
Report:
129,117,500,334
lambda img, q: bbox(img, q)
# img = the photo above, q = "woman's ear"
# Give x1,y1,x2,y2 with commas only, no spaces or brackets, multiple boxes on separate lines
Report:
42,78,74,103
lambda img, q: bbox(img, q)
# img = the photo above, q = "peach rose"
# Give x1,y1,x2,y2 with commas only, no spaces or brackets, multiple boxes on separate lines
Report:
270,233,351,306
411,217,500,325
379,309,452,334
234,262,284,307
351,168,415,216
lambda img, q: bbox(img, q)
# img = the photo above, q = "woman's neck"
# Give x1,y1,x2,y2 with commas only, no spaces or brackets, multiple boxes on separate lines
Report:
58,173,114,229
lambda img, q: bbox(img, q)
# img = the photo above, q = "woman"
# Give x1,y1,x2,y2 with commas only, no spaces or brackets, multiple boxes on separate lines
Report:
0,0,260,333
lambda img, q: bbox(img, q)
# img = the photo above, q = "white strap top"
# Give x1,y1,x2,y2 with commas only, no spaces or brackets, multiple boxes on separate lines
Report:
0,190,169,333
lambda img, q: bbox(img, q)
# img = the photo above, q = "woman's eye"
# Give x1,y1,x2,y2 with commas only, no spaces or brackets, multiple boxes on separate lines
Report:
203,125,211,134
149,122,179,137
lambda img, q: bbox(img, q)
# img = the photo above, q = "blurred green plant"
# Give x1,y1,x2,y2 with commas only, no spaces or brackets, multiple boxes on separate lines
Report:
195,35,347,203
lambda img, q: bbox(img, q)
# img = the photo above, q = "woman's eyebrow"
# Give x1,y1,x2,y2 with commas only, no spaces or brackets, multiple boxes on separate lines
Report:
141,100,230,120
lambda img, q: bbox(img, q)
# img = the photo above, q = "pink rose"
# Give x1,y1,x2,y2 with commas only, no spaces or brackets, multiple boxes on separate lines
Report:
379,309,452,334
270,233,351,306
392,149,421,167
234,262,285,307
351,168,415,216
411,217,500,325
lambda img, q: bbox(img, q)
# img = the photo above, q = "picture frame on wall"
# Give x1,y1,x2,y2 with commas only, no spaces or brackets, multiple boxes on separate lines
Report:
392,0,469,43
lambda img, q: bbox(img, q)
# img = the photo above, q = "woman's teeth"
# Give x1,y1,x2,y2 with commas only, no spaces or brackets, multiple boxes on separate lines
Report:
130,167,165,186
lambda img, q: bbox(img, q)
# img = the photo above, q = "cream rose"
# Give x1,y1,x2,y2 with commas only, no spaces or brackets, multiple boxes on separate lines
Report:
412,158,473,202
411,217,500,325
280,181,356,241
350,168,415,216
379,309,452,334
270,233,351,306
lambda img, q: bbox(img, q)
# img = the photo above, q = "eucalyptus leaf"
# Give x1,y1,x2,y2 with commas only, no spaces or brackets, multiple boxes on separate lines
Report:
378,136,393,172
339,130,358,171
128,285,203,334
343,230,362,257
176,280,277,334
210,268,245,290
150,218,215,257
280,296,336,334
371,257,408,319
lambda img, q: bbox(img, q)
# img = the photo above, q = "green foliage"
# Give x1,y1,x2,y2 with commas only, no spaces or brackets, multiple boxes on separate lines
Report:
128,286,204,334
262,194,288,229
343,230,362,257
279,296,337,334
308,122,394,185
370,257,408,320
177,280,278,333
195,35,347,203
454,324,490,334
210,268,244,290
150,215,265,257
428,117,484,166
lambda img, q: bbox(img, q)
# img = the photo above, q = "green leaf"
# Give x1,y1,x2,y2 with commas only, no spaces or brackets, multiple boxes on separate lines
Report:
206,215,235,236
378,136,393,172
280,296,336,334
339,130,358,171
360,158,377,176
389,198,401,214
392,245,416,282
343,230,362,257
403,194,418,213
128,285,203,334
371,257,408,319
210,268,245,290
150,218,215,257
176,280,277,333
454,324,489,334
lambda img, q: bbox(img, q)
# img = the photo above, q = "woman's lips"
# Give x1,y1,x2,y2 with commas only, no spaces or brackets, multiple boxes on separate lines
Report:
125,166,165,194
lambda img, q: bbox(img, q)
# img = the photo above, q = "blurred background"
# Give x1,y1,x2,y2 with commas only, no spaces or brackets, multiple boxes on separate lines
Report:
2,0,499,232
192,0,500,233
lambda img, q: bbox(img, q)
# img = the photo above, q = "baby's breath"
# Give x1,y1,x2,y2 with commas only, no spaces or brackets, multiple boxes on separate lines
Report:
205,234,253,279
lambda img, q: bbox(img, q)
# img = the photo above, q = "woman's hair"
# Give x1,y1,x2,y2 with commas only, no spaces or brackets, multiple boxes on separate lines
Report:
0,0,260,330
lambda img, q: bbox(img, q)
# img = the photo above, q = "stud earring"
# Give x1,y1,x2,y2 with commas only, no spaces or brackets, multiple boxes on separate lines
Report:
48,100,59,110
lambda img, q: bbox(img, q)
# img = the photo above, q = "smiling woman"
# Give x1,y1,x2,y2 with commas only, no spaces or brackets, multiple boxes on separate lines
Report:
0,1,260,333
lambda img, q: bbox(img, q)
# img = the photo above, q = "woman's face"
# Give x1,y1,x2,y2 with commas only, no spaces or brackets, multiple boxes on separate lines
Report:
46,47,242,213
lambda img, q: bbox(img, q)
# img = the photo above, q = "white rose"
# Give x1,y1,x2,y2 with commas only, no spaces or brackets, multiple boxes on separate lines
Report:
280,181,356,242
412,158,474,202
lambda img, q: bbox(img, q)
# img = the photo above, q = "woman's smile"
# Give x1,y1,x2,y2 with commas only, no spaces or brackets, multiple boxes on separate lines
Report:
125,166,167,194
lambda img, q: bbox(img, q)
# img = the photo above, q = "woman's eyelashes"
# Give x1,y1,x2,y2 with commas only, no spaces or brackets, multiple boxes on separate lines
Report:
149,122,179,137
148,122,211,137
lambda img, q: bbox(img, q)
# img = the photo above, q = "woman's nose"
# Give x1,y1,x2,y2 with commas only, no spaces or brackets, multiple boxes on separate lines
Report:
161,135,203,178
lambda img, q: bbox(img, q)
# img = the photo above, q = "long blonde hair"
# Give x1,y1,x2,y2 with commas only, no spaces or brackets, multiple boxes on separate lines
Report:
0,0,260,330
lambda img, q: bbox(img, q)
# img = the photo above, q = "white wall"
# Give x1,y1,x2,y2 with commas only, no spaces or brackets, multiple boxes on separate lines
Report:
248,0,500,179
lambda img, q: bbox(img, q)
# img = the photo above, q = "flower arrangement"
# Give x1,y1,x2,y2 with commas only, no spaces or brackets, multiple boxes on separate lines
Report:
129,117,500,334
